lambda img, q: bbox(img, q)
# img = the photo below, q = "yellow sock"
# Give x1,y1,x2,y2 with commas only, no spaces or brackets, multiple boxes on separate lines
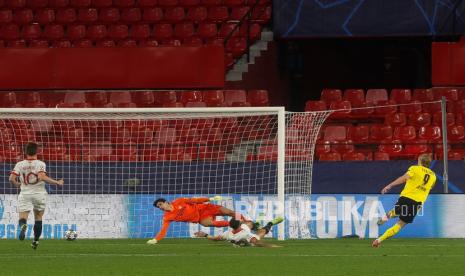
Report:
378,223,402,242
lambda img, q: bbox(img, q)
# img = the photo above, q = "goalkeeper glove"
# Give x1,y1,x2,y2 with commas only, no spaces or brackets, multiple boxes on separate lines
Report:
209,195,222,202
146,239,158,245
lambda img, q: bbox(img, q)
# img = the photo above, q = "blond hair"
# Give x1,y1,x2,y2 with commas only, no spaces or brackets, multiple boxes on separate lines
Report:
418,154,432,167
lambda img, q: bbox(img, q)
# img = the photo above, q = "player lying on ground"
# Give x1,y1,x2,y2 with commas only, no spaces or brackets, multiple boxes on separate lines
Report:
194,217,284,247
147,196,246,244
372,153,436,248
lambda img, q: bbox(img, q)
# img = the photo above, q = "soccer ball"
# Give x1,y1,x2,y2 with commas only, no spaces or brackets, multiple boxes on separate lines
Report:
64,229,78,241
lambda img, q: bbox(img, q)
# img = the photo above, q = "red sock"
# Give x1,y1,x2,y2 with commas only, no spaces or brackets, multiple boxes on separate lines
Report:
211,220,229,227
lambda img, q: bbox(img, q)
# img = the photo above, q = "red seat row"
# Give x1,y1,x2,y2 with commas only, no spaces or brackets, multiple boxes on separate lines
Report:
0,89,270,107
318,150,464,162
0,0,270,9
0,6,270,26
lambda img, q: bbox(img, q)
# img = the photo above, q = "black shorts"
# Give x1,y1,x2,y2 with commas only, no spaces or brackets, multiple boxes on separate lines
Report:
394,196,422,223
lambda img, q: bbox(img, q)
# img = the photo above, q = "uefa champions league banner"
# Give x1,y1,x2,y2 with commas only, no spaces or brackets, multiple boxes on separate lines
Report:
1,194,465,239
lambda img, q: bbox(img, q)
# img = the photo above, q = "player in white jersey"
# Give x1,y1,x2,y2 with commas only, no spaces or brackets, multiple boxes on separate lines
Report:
9,142,64,250
195,217,283,247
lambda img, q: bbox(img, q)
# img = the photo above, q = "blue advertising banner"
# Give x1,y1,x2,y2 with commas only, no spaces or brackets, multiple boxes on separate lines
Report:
275,0,465,37
131,194,465,239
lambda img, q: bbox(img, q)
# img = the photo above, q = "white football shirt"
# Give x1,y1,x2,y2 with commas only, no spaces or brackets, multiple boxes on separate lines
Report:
11,159,47,195
221,224,260,243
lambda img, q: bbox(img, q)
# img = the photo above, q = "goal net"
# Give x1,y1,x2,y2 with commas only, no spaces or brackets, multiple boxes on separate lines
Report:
0,107,331,240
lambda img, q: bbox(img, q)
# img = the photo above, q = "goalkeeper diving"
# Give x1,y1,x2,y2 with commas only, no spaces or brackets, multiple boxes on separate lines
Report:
194,217,284,247
147,196,247,244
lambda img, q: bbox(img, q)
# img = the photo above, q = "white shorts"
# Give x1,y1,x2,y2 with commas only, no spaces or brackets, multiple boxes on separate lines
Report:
231,231,260,243
18,193,46,212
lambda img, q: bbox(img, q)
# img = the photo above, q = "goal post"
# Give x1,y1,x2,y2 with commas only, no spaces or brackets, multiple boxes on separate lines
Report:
0,107,331,240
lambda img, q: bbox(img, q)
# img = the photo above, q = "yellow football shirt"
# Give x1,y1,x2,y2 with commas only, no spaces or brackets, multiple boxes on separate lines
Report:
400,165,436,203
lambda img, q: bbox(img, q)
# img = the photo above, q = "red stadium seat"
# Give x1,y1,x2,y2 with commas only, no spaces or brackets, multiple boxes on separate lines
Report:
137,0,156,6
422,101,442,114
373,100,397,116
44,24,65,40
366,89,388,104
72,38,93,47
142,7,163,23
342,152,365,161
373,151,390,160
55,8,77,24
154,127,178,144
86,24,107,39
108,24,128,39
343,89,365,105
96,39,115,48
328,100,351,118
186,6,207,23
370,125,393,141
1,23,20,40
347,125,369,143
164,6,185,23
197,22,217,38
22,24,42,39
70,0,91,7
130,23,151,39
247,90,269,106
93,0,112,7
109,92,135,107
153,23,173,39
323,125,346,141
239,22,261,41
85,91,108,106
201,0,221,5
49,0,69,7
304,100,326,112
432,112,455,127
179,0,200,6
7,0,26,8
67,24,86,40
229,6,249,21
350,101,374,118
378,139,403,156
390,89,412,103
404,140,429,156
456,112,465,126
29,39,50,47
225,0,244,6
203,90,224,107
219,22,240,38
250,5,271,24
121,8,142,23
418,126,441,142
319,152,341,161
27,0,48,8
321,89,342,104
116,145,138,161
64,92,86,105
432,87,458,101
207,6,229,22
385,112,407,127
139,38,158,46
163,102,183,107
180,90,202,104
182,37,202,46
158,0,178,6
132,91,155,107
413,88,434,102
154,91,177,105
35,9,55,25
174,22,194,38
7,39,26,47
0,9,13,24
160,38,181,46
99,8,120,23
399,101,422,114
448,125,465,141
13,9,33,25
78,8,98,23
114,0,135,7
224,89,247,106
408,112,431,128
393,125,416,142
225,36,247,57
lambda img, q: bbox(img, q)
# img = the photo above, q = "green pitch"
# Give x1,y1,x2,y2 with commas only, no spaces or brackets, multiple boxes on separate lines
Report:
1,238,464,276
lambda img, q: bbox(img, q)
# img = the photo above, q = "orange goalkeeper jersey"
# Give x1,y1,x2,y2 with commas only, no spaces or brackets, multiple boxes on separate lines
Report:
155,197,210,241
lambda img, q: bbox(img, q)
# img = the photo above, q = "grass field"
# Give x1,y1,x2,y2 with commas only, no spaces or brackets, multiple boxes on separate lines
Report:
1,238,464,276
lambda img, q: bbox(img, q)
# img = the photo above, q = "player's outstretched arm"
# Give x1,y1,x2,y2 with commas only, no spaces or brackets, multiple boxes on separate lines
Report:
194,231,225,241
381,173,410,194
38,172,64,186
187,196,222,204
147,220,171,244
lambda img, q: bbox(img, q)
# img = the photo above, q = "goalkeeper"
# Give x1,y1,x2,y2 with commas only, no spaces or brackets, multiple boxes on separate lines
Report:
147,196,246,244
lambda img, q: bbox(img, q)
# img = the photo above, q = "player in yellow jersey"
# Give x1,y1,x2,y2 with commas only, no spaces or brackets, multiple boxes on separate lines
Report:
372,153,436,248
